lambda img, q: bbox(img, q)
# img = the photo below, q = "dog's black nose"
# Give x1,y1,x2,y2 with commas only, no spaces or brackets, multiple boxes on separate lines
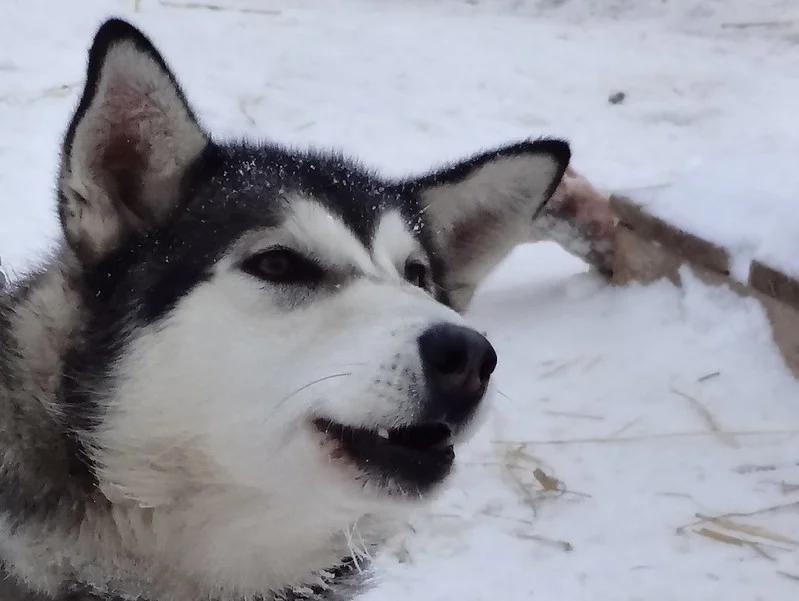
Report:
417,323,497,427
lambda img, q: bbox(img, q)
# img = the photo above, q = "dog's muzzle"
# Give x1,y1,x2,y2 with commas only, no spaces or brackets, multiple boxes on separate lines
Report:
314,323,496,495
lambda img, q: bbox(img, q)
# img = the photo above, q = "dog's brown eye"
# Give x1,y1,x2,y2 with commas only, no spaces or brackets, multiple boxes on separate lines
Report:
404,260,428,289
241,248,323,285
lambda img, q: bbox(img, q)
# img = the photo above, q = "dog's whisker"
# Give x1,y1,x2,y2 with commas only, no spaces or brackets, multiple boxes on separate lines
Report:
275,373,353,408
343,524,368,573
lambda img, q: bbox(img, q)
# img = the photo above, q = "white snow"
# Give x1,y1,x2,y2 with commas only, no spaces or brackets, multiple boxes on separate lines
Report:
3,1,799,600
634,154,799,282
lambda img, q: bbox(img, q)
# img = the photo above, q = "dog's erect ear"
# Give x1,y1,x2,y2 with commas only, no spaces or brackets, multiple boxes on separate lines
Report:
58,19,209,265
410,139,570,311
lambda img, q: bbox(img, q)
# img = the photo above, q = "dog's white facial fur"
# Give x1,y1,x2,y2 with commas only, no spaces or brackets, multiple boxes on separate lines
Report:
86,199,471,592
94,199,467,499
12,19,571,601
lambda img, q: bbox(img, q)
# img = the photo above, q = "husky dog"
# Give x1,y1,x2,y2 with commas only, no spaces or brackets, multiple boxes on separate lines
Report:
0,18,576,601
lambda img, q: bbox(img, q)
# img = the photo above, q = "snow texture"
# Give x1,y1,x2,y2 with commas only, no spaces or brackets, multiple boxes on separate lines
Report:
2,1,799,600
637,154,799,283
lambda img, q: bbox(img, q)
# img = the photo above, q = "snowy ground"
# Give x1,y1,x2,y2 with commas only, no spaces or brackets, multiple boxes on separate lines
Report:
2,1,799,600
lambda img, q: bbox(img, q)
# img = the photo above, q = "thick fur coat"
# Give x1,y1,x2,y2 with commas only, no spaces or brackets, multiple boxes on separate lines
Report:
0,18,578,601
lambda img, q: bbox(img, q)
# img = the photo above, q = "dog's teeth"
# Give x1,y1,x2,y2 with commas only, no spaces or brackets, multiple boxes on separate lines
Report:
377,428,389,439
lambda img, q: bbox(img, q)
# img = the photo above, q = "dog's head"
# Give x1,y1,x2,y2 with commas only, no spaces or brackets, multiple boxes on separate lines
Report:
55,18,568,587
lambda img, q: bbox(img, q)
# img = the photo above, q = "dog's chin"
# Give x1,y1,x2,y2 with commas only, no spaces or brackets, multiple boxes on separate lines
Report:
312,418,455,498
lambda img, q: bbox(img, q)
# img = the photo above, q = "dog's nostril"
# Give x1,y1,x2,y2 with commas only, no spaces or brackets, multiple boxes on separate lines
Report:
418,323,497,403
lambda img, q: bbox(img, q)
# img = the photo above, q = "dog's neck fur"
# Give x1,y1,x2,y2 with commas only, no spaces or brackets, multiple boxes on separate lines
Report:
0,558,366,601
0,247,382,601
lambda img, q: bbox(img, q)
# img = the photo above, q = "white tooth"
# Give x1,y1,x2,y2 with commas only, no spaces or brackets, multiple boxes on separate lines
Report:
377,428,389,439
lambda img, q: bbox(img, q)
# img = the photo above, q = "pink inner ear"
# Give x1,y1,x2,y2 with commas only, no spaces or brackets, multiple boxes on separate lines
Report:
95,79,157,175
447,209,503,260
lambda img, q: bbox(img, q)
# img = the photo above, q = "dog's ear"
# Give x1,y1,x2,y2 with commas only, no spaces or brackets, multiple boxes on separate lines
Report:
410,139,570,311
58,19,209,265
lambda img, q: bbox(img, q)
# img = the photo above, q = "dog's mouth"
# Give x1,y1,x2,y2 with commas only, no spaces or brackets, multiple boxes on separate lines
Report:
313,418,455,493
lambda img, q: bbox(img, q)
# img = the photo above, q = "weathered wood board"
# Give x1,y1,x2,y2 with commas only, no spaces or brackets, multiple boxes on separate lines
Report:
611,193,799,379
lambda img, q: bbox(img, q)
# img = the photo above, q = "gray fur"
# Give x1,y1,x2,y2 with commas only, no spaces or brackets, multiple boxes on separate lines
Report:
0,18,571,601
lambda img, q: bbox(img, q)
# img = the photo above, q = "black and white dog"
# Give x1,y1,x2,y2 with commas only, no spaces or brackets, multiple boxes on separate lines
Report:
0,18,578,601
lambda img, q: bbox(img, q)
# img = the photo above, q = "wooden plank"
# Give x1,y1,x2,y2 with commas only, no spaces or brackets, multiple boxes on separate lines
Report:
609,197,799,380
749,260,799,313
610,194,730,276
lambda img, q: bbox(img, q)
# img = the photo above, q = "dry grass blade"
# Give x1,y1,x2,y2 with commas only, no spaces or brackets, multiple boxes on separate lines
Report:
735,463,778,474
657,491,695,501
670,387,738,448
533,468,561,492
695,513,799,546
489,447,575,553
582,355,603,372
608,417,641,438
515,531,573,552
777,571,799,583
491,428,799,446
539,357,582,378
500,444,542,515
749,543,776,561
697,371,721,382
719,501,799,520
693,528,785,560
502,446,591,501
695,527,746,547
543,410,604,421
721,20,798,29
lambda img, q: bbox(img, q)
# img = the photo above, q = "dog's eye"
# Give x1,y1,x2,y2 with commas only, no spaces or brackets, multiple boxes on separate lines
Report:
241,248,323,284
404,260,428,289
